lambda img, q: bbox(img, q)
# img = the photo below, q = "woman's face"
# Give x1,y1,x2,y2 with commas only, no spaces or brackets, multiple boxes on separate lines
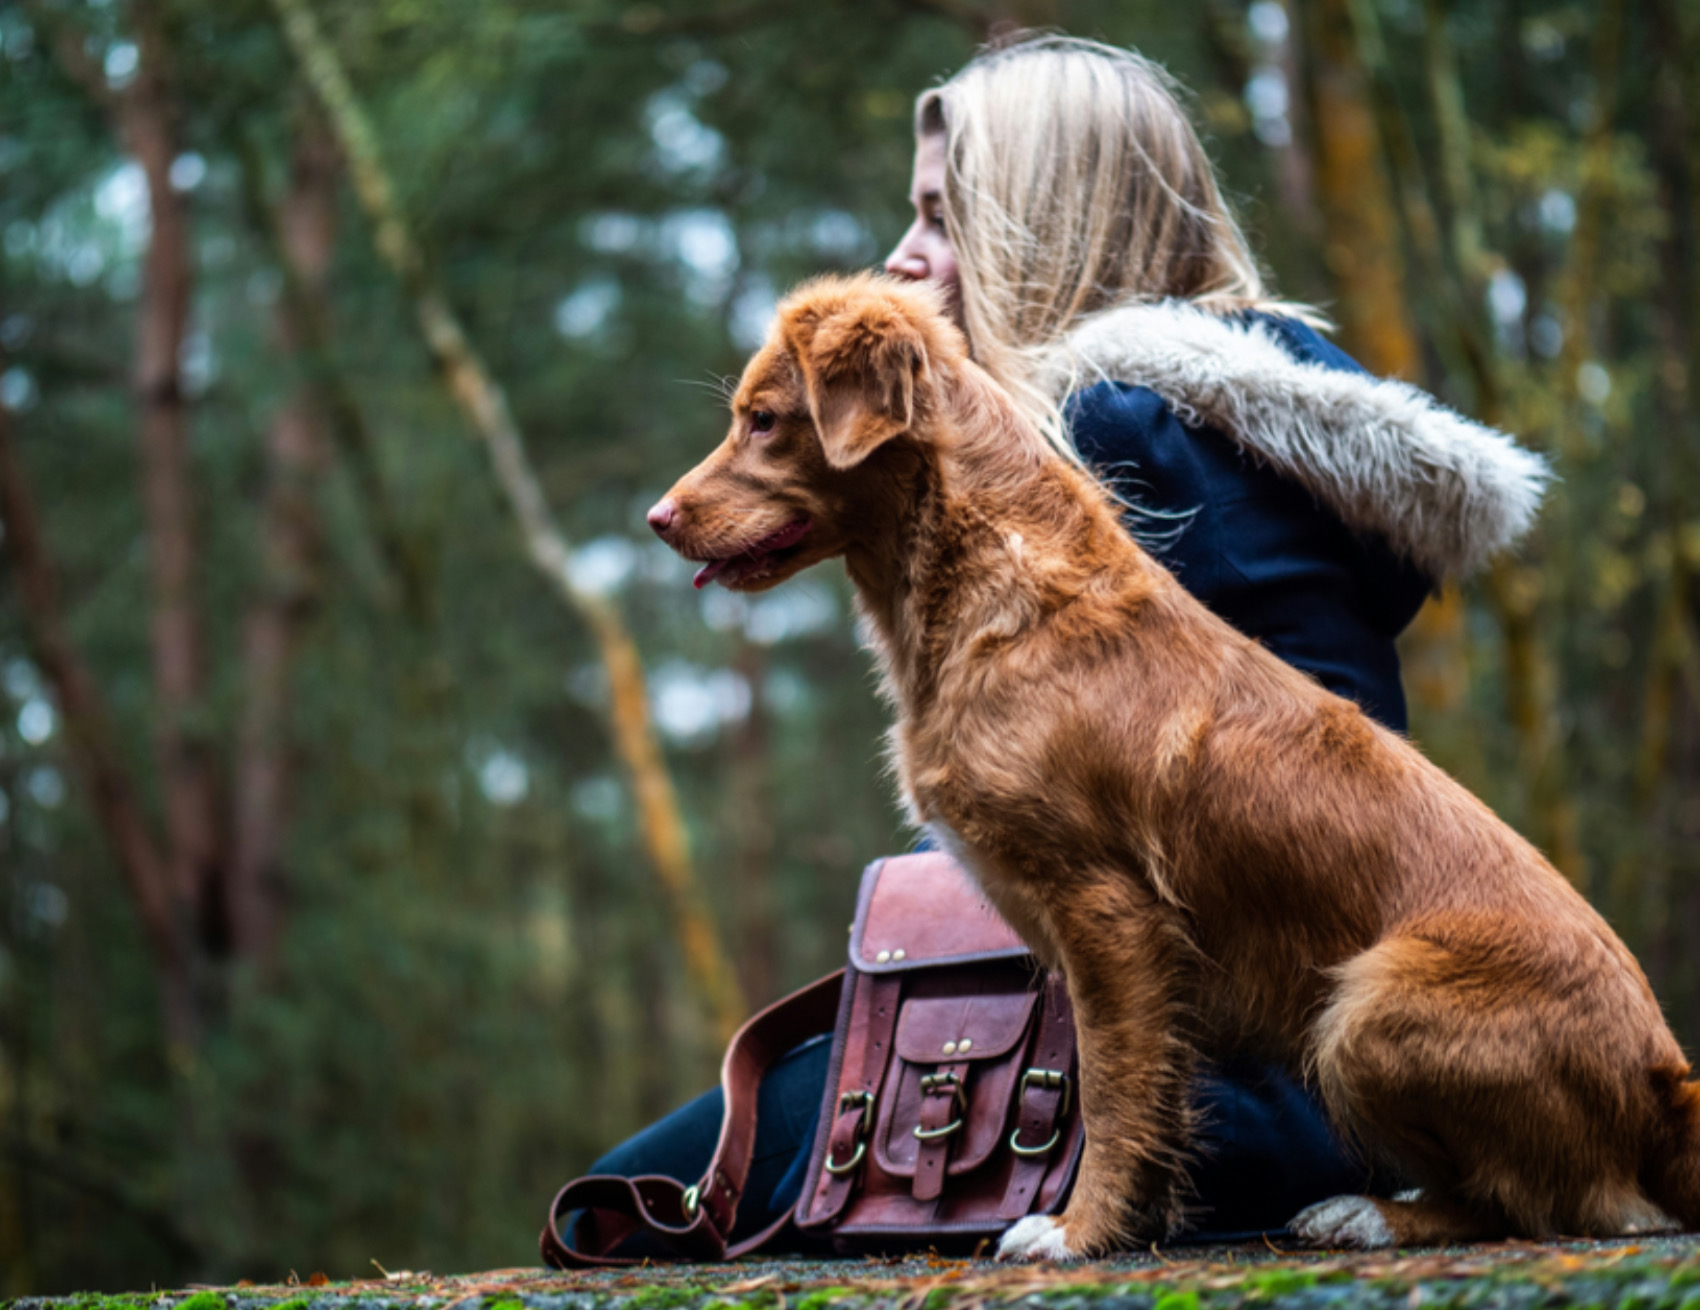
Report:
884,133,962,320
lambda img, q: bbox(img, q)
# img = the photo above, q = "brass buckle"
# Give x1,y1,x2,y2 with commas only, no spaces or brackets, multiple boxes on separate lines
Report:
1009,1068,1071,1157
824,1140,867,1175
825,1090,873,1175
1009,1125,1061,1157
913,1075,966,1141
1018,1068,1071,1118
838,1089,874,1134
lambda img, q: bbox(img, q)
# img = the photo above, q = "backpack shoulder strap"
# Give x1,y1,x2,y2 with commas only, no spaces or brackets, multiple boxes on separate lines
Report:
540,970,844,1267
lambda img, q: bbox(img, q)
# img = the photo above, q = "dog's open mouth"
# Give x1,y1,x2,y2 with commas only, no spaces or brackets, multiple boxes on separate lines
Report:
691,517,813,590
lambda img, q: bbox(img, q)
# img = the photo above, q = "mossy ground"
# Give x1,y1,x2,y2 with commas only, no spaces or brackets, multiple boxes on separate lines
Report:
15,1236,1700,1310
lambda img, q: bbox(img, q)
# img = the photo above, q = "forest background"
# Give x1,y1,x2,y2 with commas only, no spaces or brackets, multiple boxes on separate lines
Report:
0,0,1695,1293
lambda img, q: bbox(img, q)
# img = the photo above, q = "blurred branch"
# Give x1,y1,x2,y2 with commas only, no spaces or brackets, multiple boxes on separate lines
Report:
0,379,190,1033
19,0,115,112
233,125,436,629
269,0,748,1038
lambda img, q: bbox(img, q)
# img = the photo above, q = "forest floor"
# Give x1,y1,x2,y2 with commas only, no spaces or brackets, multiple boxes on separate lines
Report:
19,1235,1700,1310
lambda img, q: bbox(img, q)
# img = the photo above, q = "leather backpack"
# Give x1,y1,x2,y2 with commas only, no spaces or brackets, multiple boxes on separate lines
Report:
540,852,1083,1265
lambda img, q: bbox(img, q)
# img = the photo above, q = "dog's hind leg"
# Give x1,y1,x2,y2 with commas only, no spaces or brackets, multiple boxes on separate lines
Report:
1298,922,1678,1248
997,875,1196,1261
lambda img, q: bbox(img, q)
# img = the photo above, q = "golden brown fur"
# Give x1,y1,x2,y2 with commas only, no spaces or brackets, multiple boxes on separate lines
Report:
648,273,1700,1256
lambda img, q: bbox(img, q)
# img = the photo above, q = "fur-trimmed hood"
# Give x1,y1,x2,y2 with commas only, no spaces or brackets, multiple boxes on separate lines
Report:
1038,301,1552,580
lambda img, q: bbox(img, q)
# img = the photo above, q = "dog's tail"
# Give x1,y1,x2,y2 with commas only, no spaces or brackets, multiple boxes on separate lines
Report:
1643,1066,1700,1229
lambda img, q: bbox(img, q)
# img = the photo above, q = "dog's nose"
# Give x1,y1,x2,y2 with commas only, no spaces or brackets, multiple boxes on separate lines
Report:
647,498,679,536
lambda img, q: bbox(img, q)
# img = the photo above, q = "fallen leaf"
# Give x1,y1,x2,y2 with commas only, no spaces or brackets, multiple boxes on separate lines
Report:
722,1274,779,1293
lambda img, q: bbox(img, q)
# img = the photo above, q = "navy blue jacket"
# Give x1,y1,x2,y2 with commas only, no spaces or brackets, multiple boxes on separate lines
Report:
1067,315,1434,733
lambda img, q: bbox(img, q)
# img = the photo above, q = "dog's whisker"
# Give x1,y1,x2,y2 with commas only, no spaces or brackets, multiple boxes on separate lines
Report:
674,373,742,406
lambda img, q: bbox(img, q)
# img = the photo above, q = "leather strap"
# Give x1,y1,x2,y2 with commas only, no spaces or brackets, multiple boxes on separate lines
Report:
912,1060,969,1201
809,972,902,1223
540,971,844,1268
997,972,1077,1221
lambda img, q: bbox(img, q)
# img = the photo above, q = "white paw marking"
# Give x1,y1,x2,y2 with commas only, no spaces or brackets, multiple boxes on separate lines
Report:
1618,1199,1681,1235
996,1214,1081,1262
1290,1195,1395,1249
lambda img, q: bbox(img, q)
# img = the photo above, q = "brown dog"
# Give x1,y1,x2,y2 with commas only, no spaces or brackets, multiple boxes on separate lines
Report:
647,273,1700,1258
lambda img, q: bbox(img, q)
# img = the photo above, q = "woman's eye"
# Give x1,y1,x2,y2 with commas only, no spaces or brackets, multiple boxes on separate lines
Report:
750,410,777,433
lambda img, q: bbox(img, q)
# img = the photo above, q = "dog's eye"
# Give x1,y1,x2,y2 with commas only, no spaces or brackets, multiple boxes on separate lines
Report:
750,410,777,434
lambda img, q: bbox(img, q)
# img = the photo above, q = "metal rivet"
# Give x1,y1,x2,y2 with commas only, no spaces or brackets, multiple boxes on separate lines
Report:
958,1038,973,1053
876,950,891,963
892,949,906,961
942,1041,957,1055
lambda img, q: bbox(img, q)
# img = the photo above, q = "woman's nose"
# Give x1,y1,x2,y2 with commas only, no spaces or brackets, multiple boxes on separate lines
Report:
885,227,928,281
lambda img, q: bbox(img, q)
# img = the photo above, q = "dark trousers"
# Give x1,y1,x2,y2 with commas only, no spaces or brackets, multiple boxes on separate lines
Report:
585,1036,1379,1253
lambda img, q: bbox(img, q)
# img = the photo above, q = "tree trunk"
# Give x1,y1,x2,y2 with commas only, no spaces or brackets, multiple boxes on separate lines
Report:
1297,0,1419,381
117,3,224,970
230,114,338,961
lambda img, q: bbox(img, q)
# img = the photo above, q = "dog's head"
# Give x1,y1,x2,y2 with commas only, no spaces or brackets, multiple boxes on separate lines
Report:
647,274,966,591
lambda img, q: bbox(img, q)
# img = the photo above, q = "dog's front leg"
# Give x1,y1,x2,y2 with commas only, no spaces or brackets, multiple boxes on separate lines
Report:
998,876,1194,1261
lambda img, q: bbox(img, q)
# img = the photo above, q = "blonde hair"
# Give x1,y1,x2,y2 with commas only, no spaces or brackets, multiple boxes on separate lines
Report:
917,34,1324,450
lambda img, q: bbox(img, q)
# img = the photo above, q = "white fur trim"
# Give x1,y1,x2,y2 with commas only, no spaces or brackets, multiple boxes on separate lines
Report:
1042,302,1554,579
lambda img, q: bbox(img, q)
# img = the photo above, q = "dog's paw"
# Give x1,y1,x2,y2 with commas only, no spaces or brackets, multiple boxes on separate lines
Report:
1290,1195,1395,1249
996,1214,1083,1262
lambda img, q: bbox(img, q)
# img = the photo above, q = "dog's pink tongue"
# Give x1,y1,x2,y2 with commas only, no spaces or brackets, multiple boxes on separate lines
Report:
693,559,728,590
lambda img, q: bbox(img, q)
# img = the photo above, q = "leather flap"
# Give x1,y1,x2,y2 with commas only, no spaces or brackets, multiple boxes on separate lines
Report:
850,854,1029,972
893,991,1037,1064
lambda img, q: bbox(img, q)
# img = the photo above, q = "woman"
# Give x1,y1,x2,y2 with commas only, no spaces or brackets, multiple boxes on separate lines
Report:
580,34,1545,1251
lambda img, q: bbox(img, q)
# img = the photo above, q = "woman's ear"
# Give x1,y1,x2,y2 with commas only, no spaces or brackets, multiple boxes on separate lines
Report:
785,289,933,470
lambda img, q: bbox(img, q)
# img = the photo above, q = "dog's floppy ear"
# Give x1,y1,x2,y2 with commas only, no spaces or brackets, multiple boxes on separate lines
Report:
787,294,931,470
